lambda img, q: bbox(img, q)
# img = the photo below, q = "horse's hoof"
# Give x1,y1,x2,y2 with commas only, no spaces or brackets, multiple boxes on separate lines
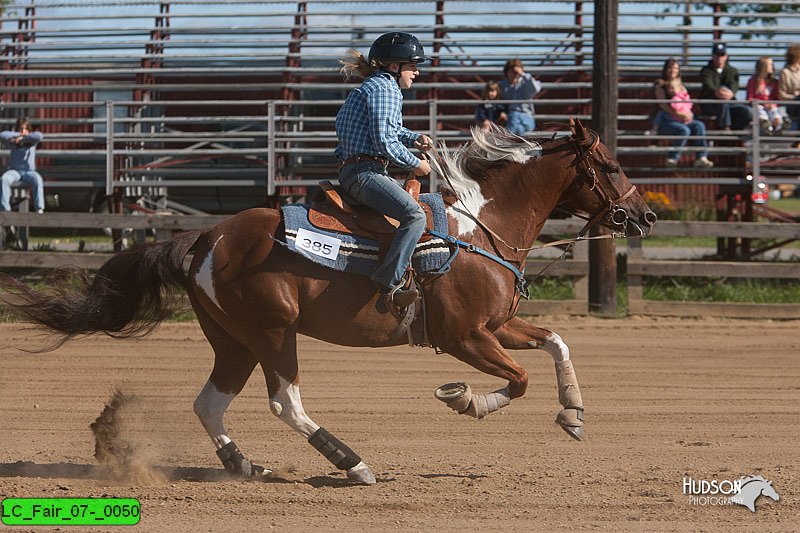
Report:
250,464,272,477
434,382,472,413
560,423,584,441
347,461,376,485
556,408,584,442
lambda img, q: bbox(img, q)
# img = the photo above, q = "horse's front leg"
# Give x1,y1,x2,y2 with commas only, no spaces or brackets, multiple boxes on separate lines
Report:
494,316,585,441
435,326,528,419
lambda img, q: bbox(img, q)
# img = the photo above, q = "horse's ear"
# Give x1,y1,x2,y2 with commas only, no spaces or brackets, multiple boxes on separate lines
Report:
572,117,587,141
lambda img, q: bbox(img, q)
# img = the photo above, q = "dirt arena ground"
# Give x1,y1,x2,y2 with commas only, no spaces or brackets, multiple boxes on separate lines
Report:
0,317,797,532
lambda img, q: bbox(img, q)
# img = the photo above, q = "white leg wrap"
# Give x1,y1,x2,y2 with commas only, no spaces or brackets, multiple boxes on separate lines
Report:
464,388,511,419
555,360,583,408
435,382,511,419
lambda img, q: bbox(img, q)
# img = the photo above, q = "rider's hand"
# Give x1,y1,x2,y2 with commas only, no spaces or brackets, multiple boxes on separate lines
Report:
413,159,431,176
415,135,434,152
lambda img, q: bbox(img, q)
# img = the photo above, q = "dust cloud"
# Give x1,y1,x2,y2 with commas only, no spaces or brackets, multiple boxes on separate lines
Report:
90,388,166,485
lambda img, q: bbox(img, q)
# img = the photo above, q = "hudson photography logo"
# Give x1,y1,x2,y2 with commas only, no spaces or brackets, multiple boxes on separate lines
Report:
682,475,780,512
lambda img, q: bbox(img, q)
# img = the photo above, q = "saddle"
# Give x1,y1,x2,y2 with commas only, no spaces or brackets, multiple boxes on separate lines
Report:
308,178,435,246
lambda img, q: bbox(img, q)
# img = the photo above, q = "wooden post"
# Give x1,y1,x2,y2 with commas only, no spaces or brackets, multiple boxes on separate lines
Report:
589,0,618,315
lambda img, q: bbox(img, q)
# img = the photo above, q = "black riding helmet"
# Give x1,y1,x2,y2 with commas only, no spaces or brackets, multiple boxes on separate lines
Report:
368,32,427,67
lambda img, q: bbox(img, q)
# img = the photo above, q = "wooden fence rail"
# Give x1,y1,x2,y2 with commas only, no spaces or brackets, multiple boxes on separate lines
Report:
2,214,798,318
627,221,800,319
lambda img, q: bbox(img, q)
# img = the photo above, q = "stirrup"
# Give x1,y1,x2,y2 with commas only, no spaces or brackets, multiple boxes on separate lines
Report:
382,270,418,318
386,286,418,308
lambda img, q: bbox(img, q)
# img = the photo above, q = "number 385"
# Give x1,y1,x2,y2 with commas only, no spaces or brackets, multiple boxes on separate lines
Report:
301,238,332,255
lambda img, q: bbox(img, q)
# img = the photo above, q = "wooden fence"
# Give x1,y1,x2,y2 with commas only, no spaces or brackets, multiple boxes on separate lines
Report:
627,221,800,319
1,213,798,318
0,211,227,269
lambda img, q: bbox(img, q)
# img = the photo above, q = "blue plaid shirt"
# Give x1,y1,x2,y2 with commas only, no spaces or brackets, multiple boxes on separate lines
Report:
335,71,421,170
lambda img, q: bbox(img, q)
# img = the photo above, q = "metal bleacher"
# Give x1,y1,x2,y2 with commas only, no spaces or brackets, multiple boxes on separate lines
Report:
2,0,799,214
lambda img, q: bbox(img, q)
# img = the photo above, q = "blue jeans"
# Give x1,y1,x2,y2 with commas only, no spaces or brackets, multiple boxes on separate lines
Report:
1,169,44,211
653,111,709,160
787,96,800,131
338,161,426,290
701,101,752,130
505,111,535,135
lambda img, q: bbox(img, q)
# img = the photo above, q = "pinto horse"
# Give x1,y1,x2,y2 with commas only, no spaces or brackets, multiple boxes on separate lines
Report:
0,119,655,485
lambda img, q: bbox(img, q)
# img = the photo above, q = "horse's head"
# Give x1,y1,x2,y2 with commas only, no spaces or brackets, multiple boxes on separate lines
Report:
762,481,780,502
556,118,656,237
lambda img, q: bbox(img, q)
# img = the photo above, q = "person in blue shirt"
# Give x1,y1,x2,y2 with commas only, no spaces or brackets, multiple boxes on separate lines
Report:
1,117,45,213
475,81,507,131
499,59,542,135
335,32,433,309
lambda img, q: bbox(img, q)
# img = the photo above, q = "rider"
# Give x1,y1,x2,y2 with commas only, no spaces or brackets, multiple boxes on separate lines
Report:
335,32,433,309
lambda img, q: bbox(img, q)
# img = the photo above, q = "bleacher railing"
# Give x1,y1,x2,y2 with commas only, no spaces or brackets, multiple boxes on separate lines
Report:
1,97,798,212
3,0,800,211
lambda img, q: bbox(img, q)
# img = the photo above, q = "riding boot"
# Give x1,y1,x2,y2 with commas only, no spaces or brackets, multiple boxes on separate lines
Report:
388,288,418,308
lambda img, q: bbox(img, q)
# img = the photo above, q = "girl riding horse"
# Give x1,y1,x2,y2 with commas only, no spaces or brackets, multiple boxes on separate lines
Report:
0,120,656,485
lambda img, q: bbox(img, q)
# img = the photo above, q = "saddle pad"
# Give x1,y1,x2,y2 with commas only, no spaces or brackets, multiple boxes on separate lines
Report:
279,193,452,277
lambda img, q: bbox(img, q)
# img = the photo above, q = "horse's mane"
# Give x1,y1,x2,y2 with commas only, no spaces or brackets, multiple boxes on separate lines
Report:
429,124,542,195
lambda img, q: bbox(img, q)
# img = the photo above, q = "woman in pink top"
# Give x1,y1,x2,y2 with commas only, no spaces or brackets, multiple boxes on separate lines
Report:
747,56,783,132
653,58,713,167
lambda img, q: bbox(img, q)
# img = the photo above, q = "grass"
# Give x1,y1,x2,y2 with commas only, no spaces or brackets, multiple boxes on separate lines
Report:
526,251,800,316
527,276,575,300
768,196,800,216
527,276,800,317
643,277,800,303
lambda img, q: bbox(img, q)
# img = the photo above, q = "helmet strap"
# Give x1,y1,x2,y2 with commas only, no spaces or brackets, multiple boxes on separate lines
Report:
380,63,402,82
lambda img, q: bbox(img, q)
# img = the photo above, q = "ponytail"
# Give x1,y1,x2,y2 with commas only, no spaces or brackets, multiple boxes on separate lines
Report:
339,49,377,80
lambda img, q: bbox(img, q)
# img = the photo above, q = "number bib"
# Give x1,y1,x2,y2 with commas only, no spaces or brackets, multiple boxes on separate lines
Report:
295,228,342,260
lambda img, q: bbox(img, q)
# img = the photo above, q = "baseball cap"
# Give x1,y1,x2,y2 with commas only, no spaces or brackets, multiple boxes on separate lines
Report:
712,43,727,56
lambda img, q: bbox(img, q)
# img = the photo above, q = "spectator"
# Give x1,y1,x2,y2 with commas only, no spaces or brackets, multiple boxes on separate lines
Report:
475,81,507,131
498,59,541,135
747,57,783,132
779,44,800,130
1,117,45,214
700,43,753,131
653,58,714,168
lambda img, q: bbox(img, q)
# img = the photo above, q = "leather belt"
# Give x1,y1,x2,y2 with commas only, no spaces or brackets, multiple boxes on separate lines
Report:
339,154,389,168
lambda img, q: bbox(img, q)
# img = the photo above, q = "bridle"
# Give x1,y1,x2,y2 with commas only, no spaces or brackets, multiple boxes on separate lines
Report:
567,130,640,239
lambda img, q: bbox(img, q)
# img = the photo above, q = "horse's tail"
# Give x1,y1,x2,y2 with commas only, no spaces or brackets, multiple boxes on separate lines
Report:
0,229,204,349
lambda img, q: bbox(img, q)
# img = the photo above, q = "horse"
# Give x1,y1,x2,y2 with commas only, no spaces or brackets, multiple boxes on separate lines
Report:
731,475,780,512
0,119,656,485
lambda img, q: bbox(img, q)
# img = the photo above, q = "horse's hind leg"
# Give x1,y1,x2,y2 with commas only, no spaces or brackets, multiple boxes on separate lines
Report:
494,317,584,441
257,324,376,485
192,306,267,477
